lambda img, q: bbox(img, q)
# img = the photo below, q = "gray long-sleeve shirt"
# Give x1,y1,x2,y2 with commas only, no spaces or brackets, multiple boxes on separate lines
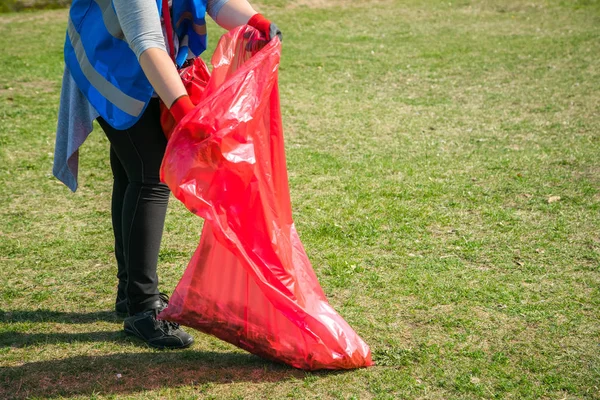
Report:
53,0,228,191
115,0,228,59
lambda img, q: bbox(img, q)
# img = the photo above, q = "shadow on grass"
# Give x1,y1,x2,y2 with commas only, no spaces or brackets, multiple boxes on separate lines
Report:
0,309,121,324
0,330,126,348
0,350,312,399
0,310,349,398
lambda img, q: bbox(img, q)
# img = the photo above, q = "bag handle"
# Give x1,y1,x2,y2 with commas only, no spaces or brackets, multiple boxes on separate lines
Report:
162,0,176,63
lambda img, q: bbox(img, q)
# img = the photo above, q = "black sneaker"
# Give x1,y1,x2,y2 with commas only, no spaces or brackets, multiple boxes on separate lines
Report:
124,304,193,349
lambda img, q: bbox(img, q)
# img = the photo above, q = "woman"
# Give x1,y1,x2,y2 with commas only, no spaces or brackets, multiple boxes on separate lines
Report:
53,0,281,349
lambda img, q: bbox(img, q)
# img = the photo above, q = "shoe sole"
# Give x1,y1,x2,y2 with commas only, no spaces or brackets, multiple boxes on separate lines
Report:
123,327,194,350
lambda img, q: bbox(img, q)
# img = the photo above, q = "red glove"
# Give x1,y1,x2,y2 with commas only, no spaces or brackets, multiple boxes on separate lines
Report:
247,13,282,42
169,95,195,123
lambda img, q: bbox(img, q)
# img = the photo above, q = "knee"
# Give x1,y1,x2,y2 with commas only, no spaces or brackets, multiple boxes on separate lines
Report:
130,181,171,203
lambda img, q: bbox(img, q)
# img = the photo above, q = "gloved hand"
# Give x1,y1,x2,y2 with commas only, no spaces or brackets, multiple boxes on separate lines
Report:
247,13,282,42
169,94,195,124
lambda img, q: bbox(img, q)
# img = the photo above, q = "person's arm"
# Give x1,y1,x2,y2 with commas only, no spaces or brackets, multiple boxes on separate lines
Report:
138,49,195,121
212,0,281,41
113,0,190,116
138,49,187,108
212,0,257,30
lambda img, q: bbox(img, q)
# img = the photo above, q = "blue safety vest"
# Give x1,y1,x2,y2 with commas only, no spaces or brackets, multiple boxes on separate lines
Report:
64,0,208,130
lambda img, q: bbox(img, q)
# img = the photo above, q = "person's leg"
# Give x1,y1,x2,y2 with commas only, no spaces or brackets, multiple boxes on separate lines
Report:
98,99,170,315
109,146,129,315
121,178,169,314
98,99,193,349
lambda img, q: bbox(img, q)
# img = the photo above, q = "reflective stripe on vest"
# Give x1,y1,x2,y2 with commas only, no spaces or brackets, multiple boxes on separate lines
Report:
67,17,145,118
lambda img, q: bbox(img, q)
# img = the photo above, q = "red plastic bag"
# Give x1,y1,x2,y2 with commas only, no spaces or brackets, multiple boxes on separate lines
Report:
159,26,374,370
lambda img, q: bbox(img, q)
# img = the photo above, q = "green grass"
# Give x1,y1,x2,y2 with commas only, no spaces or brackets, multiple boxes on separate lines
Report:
1,0,599,398
0,1,70,13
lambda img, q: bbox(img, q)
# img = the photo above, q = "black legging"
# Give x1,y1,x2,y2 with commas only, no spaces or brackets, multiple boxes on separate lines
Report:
97,99,169,315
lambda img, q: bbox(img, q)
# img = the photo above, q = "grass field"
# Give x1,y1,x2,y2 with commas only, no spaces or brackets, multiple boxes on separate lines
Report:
1,0,599,398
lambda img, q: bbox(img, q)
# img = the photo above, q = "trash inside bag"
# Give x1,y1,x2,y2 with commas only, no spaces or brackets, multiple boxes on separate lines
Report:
159,26,374,370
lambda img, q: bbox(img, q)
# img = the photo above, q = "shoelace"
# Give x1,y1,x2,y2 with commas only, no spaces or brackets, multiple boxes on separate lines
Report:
154,293,181,332
161,319,181,333
158,292,170,309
